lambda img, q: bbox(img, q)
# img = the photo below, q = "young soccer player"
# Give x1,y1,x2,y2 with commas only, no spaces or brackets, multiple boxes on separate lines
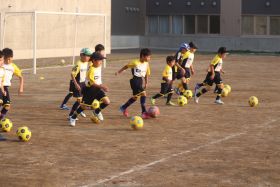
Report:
116,48,151,119
0,51,6,108
176,42,198,95
67,48,93,118
173,43,189,81
151,56,176,106
60,48,92,110
194,47,228,105
1,48,23,119
69,52,109,127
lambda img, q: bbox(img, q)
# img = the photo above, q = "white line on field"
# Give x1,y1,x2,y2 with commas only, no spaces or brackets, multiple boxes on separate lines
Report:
81,118,278,187
21,65,73,72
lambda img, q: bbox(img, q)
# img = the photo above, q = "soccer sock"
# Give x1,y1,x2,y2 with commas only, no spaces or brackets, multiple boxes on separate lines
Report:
61,93,73,106
152,93,162,99
69,101,80,116
0,107,8,119
214,85,218,93
216,88,223,100
197,83,204,87
71,107,83,119
140,96,147,113
95,103,109,114
166,93,173,103
122,97,136,110
196,88,208,97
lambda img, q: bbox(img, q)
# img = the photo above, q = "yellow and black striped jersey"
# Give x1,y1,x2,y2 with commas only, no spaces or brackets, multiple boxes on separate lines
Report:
127,59,150,78
85,65,102,87
71,60,89,83
3,63,22,86
209,55,223,72
162,65,172,81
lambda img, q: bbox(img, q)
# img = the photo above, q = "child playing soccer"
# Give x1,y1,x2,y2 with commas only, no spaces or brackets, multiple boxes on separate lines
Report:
194,47,228,105
69,52,109,127
151,56,176,106
1,48,23,119
115,48,151,119
0,51,7,111
175,42,198,95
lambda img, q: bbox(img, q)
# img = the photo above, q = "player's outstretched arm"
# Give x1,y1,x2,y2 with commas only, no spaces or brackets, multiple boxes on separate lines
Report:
18,76,24,95
115,65,128,76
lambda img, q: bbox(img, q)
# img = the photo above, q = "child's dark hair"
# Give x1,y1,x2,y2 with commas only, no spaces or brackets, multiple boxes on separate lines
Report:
166,56,175,63
140,48,151,58
0,50,3,58
95,44,105,52
2,48,13,58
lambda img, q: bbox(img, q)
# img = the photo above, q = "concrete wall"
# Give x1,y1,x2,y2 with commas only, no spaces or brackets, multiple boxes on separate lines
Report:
111,35,140,49
0,0,111,59
221,0,241,36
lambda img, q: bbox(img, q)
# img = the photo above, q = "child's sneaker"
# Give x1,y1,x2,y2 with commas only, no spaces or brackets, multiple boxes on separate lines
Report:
93,111,104,121
141,112,150,119
119,106,129,117
67,116,78,120
151,97,156,105
80,111,86,118
215,99,224,105
60,104,70,110
69,117,76,127
166,101,176,106
194,95,199,104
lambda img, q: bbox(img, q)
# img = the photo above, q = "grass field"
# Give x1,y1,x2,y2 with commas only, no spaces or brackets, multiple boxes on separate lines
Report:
0,49,280,187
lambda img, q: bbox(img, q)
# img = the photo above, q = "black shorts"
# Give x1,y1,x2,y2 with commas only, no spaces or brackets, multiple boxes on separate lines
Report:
1,86,11,105
160,83,173,95
69,80,85,98
82,86,106,106
184,68,191,79
172,66,184,80
203,72,223,86
130,77,145,96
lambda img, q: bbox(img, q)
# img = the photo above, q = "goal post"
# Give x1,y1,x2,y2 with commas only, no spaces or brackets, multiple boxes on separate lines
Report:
2,11,107,74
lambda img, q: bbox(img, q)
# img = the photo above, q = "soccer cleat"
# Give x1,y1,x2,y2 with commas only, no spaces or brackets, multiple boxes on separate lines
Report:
166,101,176,106
93,111,104,121
151,97,156,105
141,112,150,119
67,116,78,121
119,106,129,117
60,104,70,110
80,111,87,118
215,99,224,105
69,117,76,127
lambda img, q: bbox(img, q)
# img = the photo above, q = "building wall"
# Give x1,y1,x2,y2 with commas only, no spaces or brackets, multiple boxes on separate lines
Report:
221,0,241,36
0,0,111,59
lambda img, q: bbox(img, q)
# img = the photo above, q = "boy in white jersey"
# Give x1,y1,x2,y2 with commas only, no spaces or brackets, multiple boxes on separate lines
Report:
194,47,228,105
151,56,176,105
1,48,23,119
116,48,151,119
175,42,198,95
69,52,109,127
60,48,92,111
0,51,6,106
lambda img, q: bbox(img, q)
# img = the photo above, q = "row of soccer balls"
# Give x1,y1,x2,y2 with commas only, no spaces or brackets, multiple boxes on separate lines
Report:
1,118,32,142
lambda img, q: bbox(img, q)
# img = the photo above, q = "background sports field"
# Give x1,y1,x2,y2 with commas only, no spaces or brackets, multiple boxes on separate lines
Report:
0,49,280,186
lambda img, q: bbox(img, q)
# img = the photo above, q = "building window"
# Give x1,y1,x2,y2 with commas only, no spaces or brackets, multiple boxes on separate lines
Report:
270,16,280,35
210,16,220,34
197,15,208,34
184,15,195,34
172,16,183,34
159,16,170,33
242,16,254,35
148,16,158,34
255,16,267,35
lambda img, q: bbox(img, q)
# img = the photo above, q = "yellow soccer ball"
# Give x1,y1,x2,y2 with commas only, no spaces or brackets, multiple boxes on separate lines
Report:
1,118,13,132
90,115,100,124
183,90,193,99
177,96,188,106
249,96,258,107
130,116,144,130
224,84,231,93
16,127,32,142
221,88,229,97
91,99,100,109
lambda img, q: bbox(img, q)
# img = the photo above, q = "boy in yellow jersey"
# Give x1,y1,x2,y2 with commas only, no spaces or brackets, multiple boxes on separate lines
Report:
116,48,151,119
67,48,92,118
69,52,109,127
1,48,23,119
175,42,198,95
194,47,228,105
151,56,176,105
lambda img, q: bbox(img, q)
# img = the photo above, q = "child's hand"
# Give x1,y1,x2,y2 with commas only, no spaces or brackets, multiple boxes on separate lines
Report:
101,85,109,92
210,74,215,80
191,69,195,75
18,88,23,95
75,85,81,91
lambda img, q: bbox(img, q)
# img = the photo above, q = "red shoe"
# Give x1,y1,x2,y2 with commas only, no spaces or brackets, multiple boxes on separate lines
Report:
120,106,129,117
141,112,150,119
